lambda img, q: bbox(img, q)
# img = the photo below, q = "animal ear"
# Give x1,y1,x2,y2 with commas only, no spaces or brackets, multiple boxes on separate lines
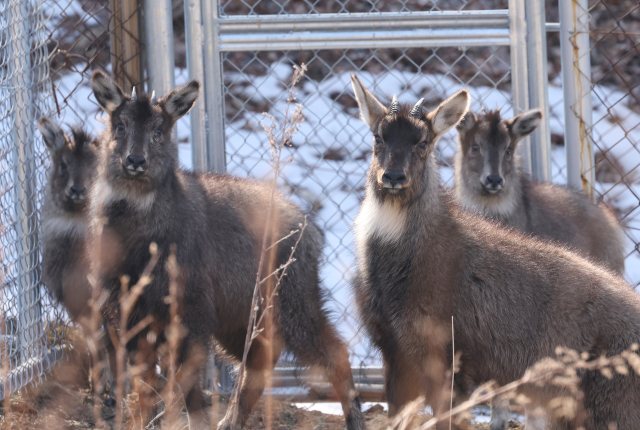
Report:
427,89,470,136
350,74,387,131
91,71,126,113
37,117,66,153
162,80,200,121
456,110,477,134
506,108,542,140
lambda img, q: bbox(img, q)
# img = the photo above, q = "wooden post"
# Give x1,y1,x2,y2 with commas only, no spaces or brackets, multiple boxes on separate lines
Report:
109,0,143,93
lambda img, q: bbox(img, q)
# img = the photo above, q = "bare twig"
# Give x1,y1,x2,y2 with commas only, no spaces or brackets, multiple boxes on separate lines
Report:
228,63,308,430
114,242,159,430
449,316,454,430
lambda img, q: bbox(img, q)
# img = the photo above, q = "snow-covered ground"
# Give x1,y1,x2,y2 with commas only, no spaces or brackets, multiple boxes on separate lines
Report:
33,62,640,365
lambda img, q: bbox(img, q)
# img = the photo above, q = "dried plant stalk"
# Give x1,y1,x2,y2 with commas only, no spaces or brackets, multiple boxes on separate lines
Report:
228,63,308,430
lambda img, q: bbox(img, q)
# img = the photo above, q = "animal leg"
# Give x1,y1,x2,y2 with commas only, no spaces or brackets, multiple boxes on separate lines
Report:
217,333,283,430
489,396,511,430
524,405,548,430
315,326,365,430
386,356,427,418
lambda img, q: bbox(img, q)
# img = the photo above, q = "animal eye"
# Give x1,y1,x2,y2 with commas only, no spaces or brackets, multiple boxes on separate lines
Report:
60,162,67,171
153,129,162,141
373,135,383,146
505,147,513,156
471,144,480,152
417,141,428,150
116,123,125,136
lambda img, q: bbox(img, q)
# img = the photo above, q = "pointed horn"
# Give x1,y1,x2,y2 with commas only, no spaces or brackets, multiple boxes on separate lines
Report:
389,95,400,115
132,86,137,101
150,90,156,103
410,98,424,117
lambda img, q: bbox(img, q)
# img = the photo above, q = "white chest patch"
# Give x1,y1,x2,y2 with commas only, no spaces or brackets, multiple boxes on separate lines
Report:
43,215,87,239
354,197,408,249
93,177,155,213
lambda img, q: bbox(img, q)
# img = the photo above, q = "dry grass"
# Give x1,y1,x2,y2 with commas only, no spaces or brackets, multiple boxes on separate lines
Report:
1,385,527,430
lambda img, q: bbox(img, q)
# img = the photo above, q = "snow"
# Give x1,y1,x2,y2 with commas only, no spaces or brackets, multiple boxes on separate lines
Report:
296,402,387,415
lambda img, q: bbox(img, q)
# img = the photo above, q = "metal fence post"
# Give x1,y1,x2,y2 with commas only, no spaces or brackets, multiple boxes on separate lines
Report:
8,0,43,368
202,0,226,173
185,0,208,171
144,0,175,97
525,0,551,182
508,0,531,175
196,0,232,393
560,0,594,197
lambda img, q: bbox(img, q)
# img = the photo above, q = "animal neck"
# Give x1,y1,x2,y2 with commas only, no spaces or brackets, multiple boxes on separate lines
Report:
42,207,87,239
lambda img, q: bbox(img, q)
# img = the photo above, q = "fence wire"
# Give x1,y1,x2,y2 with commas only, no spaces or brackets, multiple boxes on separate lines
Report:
567,0,640,287
0,0,146,400
0,0,57,399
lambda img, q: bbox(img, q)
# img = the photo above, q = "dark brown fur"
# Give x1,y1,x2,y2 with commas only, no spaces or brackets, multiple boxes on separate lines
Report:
455,109,625,274
89,71,364,430
39,118,99,321
351,74,640,430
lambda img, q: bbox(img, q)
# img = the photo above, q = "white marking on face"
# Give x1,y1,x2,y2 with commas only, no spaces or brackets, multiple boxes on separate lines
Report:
455,181,518,218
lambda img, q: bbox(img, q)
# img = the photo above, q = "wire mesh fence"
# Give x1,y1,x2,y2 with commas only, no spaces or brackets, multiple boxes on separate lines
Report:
564,0,640,287
0,0,57,399
0,0,148,400
3,0,640,404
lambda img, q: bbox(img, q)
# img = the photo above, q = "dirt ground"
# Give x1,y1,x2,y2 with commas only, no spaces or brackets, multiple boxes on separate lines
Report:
0,387,524,430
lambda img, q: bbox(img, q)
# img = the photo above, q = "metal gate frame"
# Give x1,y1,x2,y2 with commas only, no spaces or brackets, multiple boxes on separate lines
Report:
144,1,557,181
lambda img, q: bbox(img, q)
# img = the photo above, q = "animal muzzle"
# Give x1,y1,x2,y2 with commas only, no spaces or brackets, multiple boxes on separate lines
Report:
123,154,147,176
381,170,408,190
66,185,86,202
482,174,504,193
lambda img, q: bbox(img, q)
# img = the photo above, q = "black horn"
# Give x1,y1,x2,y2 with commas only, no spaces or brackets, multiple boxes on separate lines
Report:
389,95,400,115
410,98,424,117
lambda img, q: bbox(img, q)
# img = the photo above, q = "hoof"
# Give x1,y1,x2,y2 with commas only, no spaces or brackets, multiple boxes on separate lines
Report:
346,404,366,430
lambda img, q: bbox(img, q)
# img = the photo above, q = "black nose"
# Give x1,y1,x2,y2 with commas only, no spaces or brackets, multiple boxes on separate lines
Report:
382,171,407,187
126,155,146,169
69,186,85,195
486,175,503,186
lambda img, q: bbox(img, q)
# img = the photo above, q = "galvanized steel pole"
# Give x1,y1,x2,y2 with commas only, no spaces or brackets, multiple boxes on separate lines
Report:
525,0,551,182
508,0,531,175
202,0,226,173
184,0,208,171
8,0,42,367
560,0,594,196
144,0,175,97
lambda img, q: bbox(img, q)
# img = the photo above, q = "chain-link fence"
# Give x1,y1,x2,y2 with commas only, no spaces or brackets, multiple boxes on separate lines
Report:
0,0,149,400
0,0,56,399
4,0,640,403
560,0,640,287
